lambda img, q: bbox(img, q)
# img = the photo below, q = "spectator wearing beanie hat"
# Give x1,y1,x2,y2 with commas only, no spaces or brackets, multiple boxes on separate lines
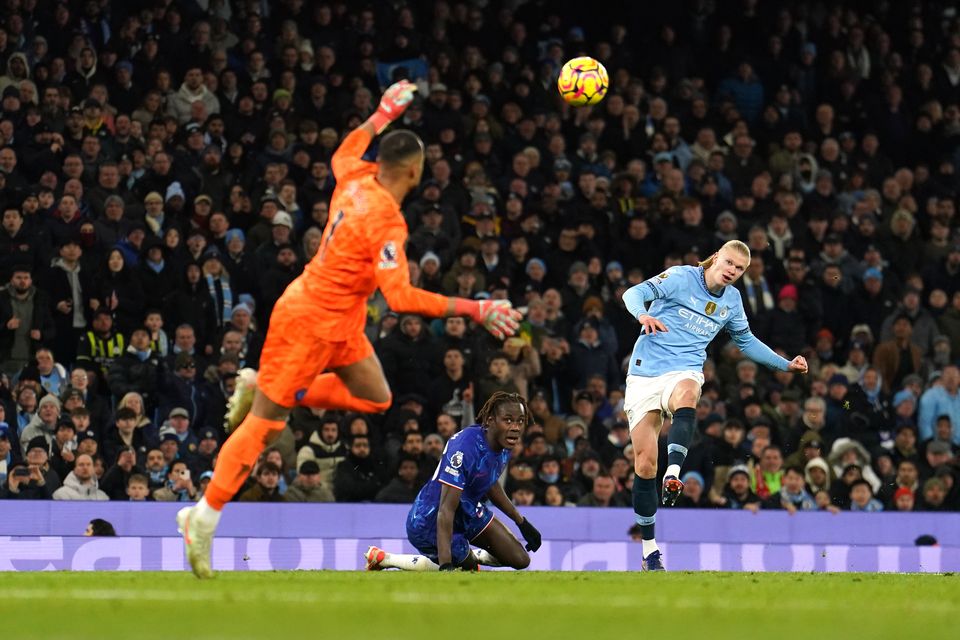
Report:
284,460,335,502
764,284,807,357
19,394,61,454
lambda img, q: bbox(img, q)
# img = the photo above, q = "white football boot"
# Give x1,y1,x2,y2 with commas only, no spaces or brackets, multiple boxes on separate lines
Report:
177,506,216,579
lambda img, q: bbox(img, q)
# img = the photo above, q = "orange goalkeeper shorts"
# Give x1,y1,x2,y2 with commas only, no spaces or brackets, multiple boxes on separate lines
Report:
255,299,374,408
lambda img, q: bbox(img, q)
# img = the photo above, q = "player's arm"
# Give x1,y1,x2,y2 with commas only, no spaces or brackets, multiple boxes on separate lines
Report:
487,481,523,525
726,302,807,373
621,268,681,335
486,482,542,551
436,482,462,568
332,80,418,181
373,226,521,339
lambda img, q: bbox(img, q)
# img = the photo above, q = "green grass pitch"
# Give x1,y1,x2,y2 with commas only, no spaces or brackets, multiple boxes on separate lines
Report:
1,571,957,639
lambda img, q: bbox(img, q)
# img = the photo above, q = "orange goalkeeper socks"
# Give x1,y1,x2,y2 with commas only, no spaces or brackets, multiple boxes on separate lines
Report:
300,373,392,414
204,414,286,510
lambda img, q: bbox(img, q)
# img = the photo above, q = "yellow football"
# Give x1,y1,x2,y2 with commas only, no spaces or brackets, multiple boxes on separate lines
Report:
557,56,609,106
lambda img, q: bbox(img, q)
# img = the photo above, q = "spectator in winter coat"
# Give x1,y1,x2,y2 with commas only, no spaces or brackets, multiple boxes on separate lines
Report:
375,456,422,503
152,460,198,502
162,263,217,352
333,436,386,502
879,289,941,357
295,414,347,486
717,62,765,123
238,461,284,502
718,465,762,511
283,460,335,502
160,352,208,431
762,284,807,357
0,267,55,377
42,238,92,366
873,315,923,393
167,67,220,124
569,318,621,391
19,394,61,454
93,249,145,336
848,479,884,511
101,407,148,467
99,446,144,500
768,466,817,513
53,453,108,500
376,314,435,398
108,327,164,411
475,352,521,410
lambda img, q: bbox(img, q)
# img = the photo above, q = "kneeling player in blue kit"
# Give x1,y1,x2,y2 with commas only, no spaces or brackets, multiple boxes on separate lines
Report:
365,392,542,571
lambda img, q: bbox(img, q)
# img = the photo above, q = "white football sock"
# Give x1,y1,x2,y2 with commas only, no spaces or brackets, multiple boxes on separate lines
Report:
642,538,660,558
193,497,222,530
474,549,503,567
381,553,438,571
665,464,681,480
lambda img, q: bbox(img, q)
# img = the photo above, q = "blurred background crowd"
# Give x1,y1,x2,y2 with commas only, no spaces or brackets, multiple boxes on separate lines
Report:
0,0,957,512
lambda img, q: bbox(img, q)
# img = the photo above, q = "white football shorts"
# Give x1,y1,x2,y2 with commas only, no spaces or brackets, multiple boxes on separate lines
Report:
624,370,704,430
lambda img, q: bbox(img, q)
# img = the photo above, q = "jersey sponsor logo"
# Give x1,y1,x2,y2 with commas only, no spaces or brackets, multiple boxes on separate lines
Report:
450,451,464,469
705,301,717,315
677,308,720,336
378,241,399,270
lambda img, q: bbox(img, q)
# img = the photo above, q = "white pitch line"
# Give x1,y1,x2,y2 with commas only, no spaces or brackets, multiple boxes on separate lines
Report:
0,588,955,614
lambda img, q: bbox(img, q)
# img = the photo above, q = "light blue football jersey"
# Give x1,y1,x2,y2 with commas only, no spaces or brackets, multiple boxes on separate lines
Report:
622,265,789,377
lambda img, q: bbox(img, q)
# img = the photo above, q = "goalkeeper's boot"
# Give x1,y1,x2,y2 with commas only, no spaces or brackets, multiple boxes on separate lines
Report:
662,475,684,507
177,506,216,579
364,546,387,571
224,368,257,433
642,550,666,572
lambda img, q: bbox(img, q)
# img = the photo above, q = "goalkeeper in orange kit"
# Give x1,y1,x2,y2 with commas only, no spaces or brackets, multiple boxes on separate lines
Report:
176,80,521,579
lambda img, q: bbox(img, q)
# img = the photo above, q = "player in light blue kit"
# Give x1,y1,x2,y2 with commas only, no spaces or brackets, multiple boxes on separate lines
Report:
622,240,808,571
364,392,542,571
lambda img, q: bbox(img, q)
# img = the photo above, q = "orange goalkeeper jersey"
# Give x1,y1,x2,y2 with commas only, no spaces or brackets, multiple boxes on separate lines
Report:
297,127,449,335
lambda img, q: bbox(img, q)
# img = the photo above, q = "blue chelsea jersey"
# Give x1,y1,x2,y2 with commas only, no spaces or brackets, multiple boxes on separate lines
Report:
413,426,510,516
624,265,755,377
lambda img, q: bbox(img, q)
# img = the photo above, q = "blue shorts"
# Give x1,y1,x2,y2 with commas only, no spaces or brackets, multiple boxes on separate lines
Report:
405,501,494,565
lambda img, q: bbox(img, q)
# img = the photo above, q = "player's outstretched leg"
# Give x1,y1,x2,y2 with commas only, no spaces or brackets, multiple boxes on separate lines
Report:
365,546,439,571
224,368,258,432
179,389,288,579
662,380,701,506
300,371,392,414
631,410,664,571
472,518,530,570
473,549,502,567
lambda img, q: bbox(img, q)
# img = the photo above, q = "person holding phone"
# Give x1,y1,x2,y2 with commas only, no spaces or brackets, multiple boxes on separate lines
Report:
1,437,60,499
151,460,197,501
1,463,36,499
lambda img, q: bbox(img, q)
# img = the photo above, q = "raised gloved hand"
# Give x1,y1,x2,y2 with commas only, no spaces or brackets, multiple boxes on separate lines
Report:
370,80,417,133
454,299,522,340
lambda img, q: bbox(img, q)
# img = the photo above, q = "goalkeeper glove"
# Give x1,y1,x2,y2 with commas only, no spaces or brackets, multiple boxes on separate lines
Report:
452,299,522,340
370,80,417,134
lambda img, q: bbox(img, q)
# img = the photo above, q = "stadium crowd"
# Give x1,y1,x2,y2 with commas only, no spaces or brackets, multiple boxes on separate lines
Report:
0,0,958,513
